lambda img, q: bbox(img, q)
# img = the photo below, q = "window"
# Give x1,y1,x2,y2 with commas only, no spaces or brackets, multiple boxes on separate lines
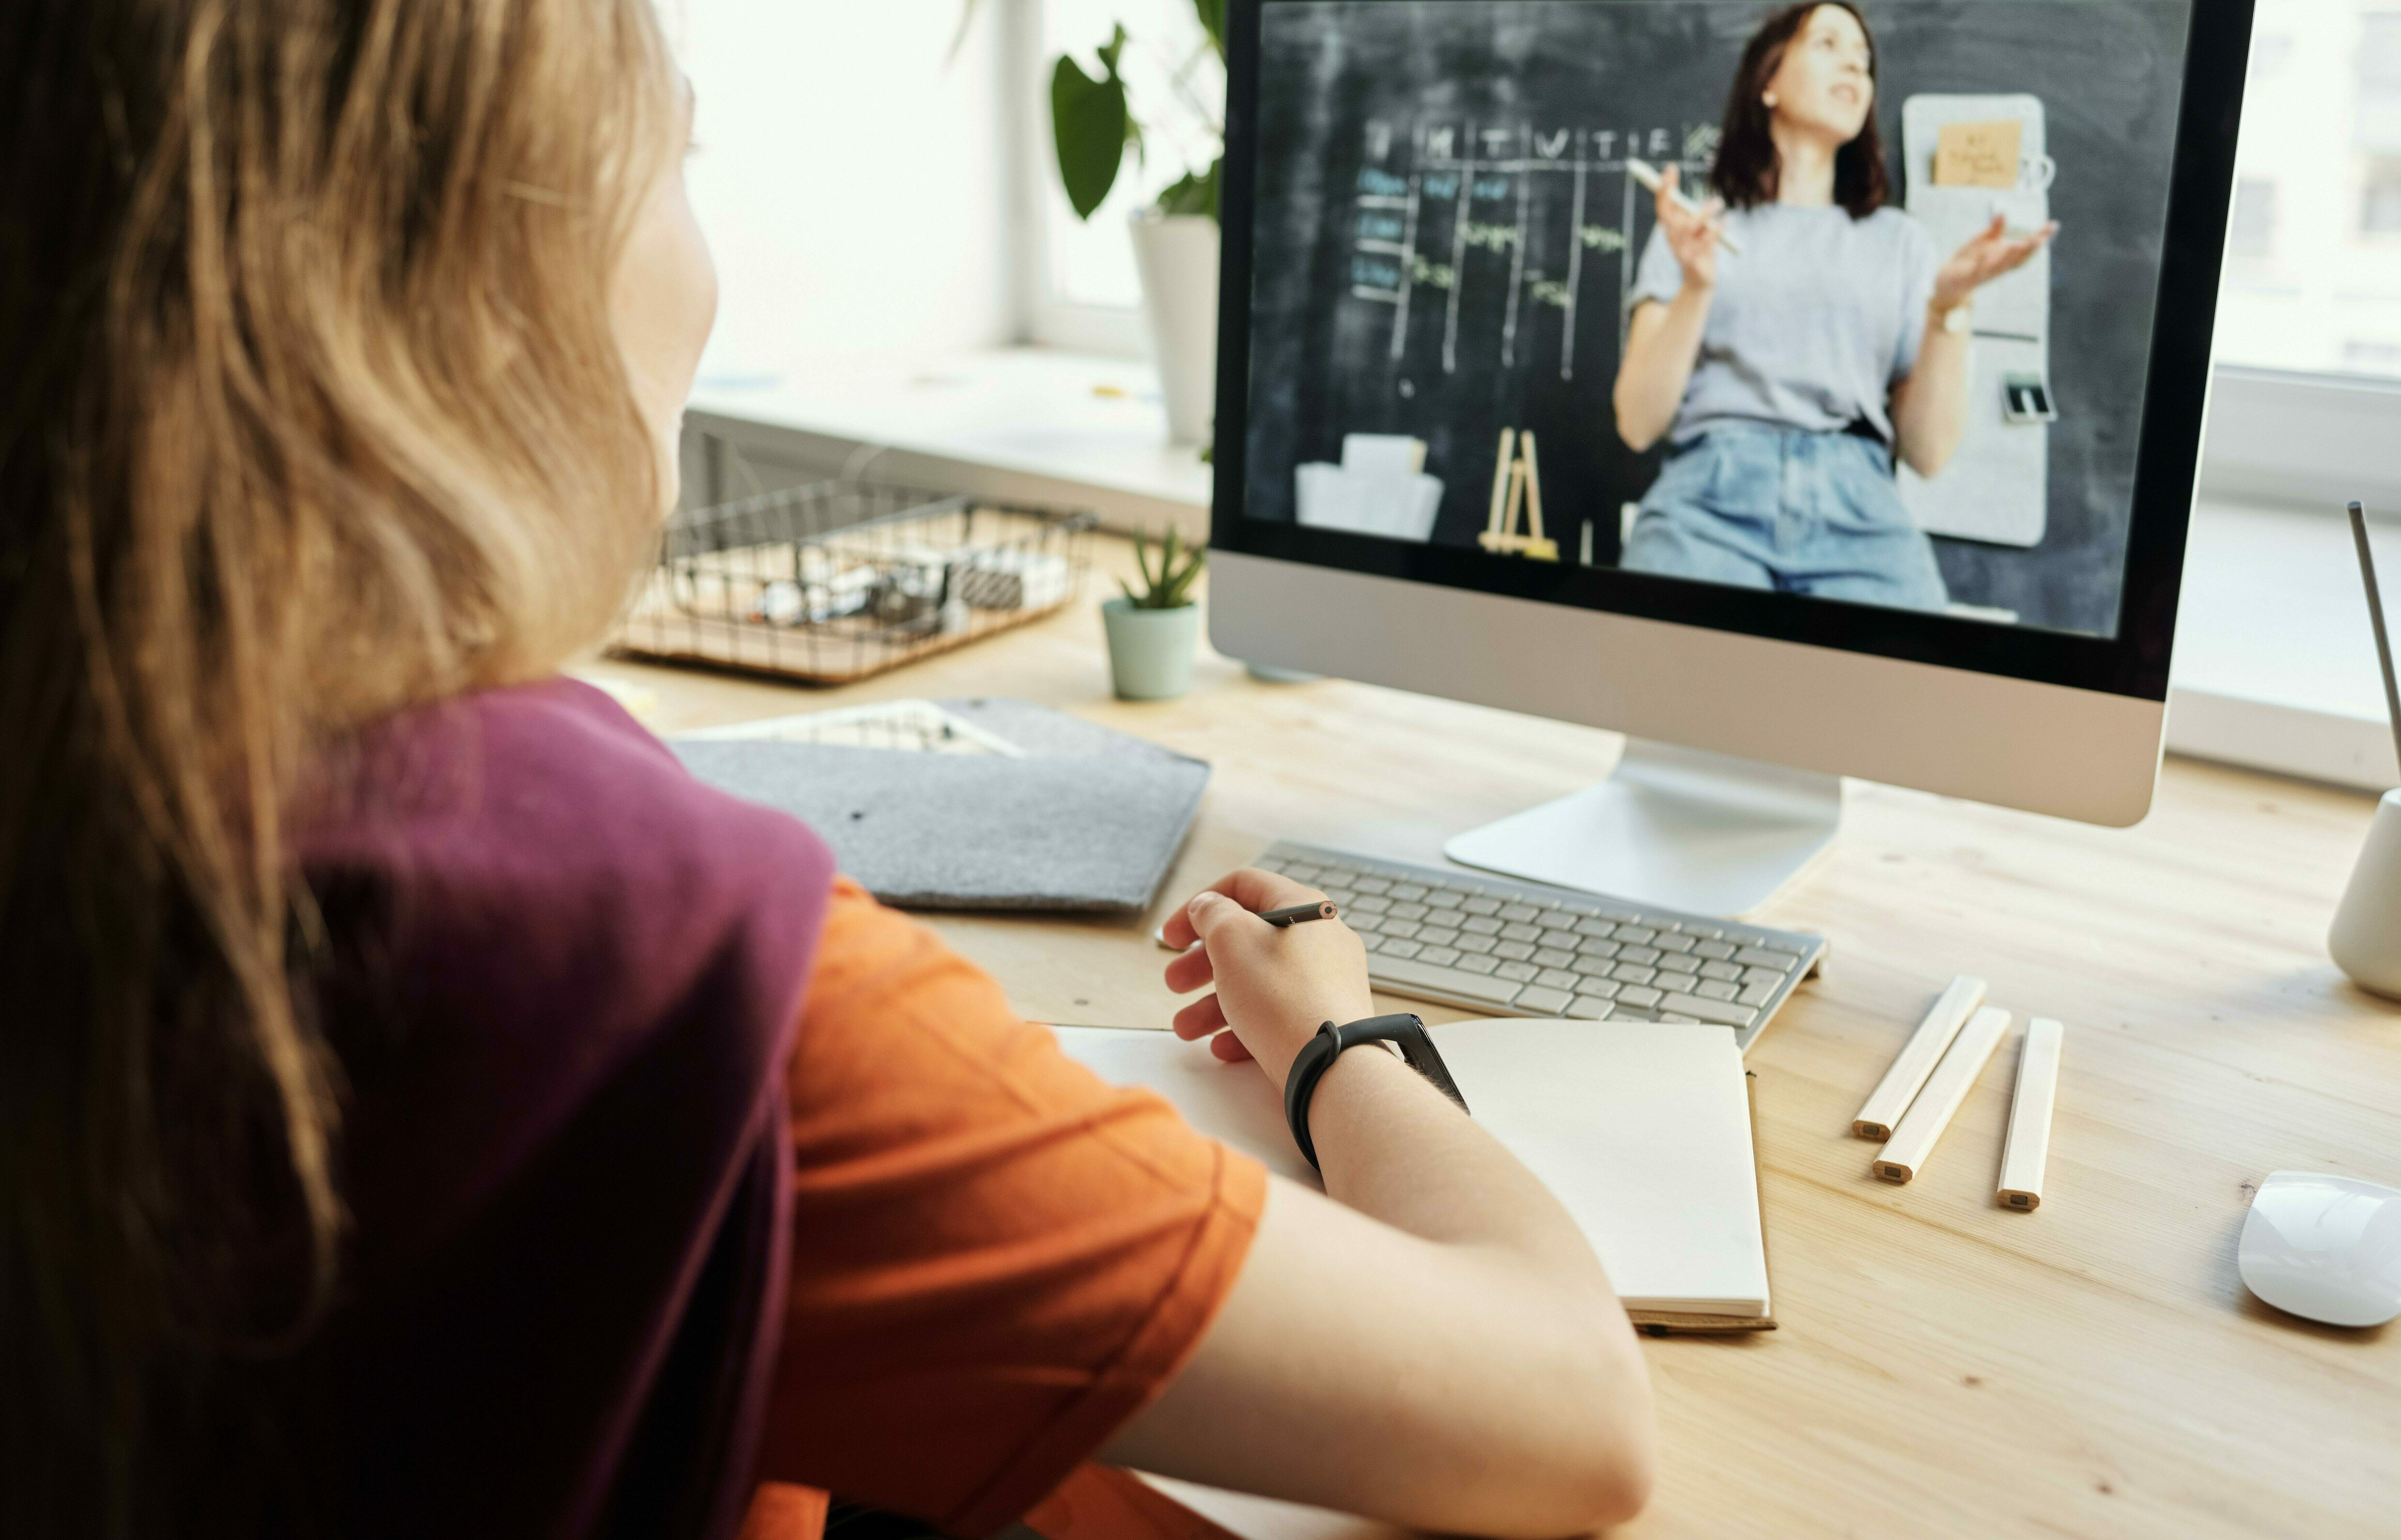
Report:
2367,157,2401,234
2227,177,2280,269
2215,2,2401,382
1031,0,1222,347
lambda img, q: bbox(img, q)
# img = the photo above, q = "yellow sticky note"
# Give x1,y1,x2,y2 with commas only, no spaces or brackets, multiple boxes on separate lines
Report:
1934,120,2022,189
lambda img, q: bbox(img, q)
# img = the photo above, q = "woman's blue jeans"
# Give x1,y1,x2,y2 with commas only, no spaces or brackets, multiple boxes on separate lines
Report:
1621,424,1949,611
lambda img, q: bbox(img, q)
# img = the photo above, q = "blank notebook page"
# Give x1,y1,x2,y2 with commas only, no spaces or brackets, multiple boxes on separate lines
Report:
1049,1019,1768,1318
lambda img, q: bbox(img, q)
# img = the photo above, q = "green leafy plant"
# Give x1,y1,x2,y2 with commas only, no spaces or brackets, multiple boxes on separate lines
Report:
987,0,1226,221
1119,525,1206,610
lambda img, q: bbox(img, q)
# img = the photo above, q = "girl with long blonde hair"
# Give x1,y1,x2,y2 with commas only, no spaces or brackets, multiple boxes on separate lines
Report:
3,5,1657,1537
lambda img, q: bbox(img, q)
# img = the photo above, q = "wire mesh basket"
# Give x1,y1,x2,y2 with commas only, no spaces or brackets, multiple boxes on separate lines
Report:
609,479,1096,685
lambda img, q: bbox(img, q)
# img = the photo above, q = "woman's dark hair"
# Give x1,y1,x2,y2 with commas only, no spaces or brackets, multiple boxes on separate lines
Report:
1711,1,1891,219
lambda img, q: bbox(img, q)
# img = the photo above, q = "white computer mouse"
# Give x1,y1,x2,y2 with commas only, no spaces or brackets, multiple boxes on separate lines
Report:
2237,1170,2401,1329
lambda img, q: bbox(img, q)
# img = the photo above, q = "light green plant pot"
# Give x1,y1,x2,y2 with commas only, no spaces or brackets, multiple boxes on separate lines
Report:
1103,598,1202,700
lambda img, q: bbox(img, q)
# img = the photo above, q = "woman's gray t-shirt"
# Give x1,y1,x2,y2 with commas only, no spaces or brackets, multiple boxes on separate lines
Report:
1629,204,1940,446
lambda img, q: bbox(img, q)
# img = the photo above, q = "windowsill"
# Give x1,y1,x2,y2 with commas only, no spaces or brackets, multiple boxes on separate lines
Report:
685,347,1212,536
2167,497,2398,791
681,347,2395,796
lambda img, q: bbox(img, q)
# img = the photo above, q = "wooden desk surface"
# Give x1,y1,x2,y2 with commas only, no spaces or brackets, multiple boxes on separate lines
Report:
586,537,2401,1539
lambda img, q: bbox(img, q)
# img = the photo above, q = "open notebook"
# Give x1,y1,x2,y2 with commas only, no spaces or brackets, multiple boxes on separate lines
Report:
1049,1019,1774,1330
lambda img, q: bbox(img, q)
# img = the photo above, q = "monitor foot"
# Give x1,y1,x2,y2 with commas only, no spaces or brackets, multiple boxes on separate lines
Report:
1444,740,1841,917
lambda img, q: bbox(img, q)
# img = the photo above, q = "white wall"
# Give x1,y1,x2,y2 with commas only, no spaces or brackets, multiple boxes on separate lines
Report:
673,1,1020,379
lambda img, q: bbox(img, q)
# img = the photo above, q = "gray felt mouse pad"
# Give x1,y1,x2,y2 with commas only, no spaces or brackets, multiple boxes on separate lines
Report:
670,698,1209,913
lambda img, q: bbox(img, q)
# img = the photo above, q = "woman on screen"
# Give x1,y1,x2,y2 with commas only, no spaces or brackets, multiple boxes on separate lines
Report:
1611,0,2053,609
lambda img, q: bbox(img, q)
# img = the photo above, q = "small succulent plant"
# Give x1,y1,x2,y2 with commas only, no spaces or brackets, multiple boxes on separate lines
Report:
1118,525,1205,610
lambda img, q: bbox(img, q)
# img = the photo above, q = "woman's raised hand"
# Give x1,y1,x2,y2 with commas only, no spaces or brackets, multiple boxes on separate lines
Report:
1159,867,1377,1090
1933,214,2058,312
1655,165,1726,291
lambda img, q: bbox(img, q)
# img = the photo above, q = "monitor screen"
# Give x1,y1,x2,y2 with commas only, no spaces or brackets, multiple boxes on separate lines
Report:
1215,0,2246,697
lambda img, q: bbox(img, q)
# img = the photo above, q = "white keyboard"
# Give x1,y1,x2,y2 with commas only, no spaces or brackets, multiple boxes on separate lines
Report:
1255,842,1826,1053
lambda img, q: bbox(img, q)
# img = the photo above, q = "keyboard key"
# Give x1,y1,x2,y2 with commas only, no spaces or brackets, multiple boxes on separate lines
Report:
1457,934,1497,955
1576,937,1621,959
1566,996,1616,1020
1735,947,1789,968
1613,964,1658,986
1419,946,1461,967
1360,934,1387,953
1462,915,1504,936
1391,883,1430,902
1382,939,1423,960
1533,948,1575,968
1499,904,1541,922
1496,960,1541,982
1516,985,1575,1015
1348,912,1384,934
1618,985,1664,1009
1500,922,1542,943
1354,878,1392,895
1372,954,1522,1006
1418,926,1460,947
1539,928,1580,950
1461,896,1502,916
1574,977,1621,998
1677,925,1724,941
1741,966,1785,987
1653,933,1696,954
1757,937,1810,955
1282,864,1323,883
1737,981,1777,1007
1654,991,1756,1027
1615,1006,1660,1023
1695,979,1740,1001
1389,901,1429,922
1536,968,1580,990
1657,954,1701,976
1614,925,1658,944
1382,921,1421,941
1573,917,1619,938
1619,945,1661,966
1660,1013,1701,1024
1494,941,1537,962
1693,940,1738,962
1426,907,1466,930
1698,960,1743,983
1319,888,1354,906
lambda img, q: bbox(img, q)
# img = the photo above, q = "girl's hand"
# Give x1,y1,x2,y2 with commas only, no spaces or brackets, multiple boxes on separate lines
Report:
1932,214,2058,313
1159,868,1377,1090
1655,165,1726,292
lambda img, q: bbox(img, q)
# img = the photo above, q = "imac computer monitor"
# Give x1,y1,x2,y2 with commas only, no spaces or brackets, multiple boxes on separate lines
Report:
1209,0,2249,914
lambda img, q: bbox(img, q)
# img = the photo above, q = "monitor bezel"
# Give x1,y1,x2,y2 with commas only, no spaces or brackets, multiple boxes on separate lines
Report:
1208,0,2255,703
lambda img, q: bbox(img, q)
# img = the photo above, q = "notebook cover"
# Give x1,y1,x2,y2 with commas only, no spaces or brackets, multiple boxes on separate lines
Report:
1625,1072,1777,1334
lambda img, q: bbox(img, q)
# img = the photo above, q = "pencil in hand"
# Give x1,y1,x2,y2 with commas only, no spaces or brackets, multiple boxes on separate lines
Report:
1259,901,1339,927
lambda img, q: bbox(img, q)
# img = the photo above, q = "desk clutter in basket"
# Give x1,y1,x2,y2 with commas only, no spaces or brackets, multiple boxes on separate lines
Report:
610,478,1095,685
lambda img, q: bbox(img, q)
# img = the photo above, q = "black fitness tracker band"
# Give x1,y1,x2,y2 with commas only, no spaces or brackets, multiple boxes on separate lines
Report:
1283,1013,1470,1170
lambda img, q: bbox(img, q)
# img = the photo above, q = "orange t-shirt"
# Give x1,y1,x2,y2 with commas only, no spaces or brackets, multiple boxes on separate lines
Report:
739,879,1268,1540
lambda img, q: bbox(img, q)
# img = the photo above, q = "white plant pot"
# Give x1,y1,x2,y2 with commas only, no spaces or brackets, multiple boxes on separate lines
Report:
1129,211,1219,448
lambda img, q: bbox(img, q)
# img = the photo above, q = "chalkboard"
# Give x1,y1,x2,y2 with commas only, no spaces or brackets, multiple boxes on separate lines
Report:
1239,0,2194,637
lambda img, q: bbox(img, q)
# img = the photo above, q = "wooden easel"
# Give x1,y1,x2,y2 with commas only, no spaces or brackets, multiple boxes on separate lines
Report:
1476,427,1560,562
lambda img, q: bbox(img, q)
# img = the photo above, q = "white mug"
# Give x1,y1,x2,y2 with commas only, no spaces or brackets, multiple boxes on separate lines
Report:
2329,789,2401,999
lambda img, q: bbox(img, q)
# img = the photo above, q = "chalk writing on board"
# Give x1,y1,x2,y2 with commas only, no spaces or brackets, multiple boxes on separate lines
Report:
1348,118,1719,379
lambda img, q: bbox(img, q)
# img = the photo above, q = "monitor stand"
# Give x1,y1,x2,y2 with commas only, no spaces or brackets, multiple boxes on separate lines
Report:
1443,739,1842,917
